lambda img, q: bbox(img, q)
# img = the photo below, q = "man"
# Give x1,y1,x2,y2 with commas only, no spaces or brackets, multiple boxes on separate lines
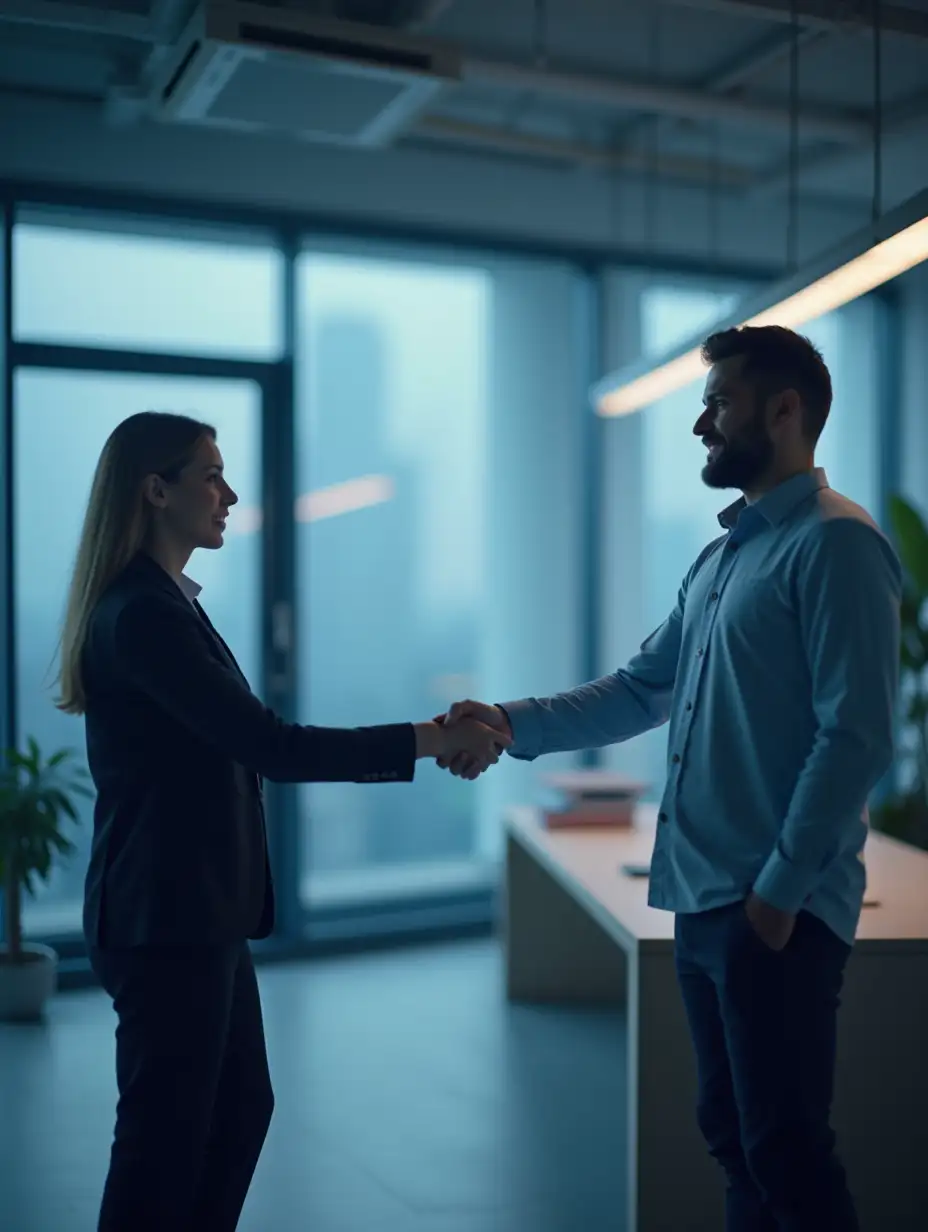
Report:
441,325,901,1232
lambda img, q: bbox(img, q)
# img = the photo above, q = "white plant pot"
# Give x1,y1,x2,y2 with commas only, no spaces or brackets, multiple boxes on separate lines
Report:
0,943,59,1022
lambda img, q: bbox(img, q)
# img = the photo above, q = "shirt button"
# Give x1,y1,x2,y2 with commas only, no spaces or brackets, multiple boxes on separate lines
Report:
672,754,681,764
685,702,693,711
696,647,704,657
710,592,719,602
658,812,668,823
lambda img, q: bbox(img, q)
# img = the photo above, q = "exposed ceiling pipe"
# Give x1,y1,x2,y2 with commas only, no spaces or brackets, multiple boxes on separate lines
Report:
708,23,824,93
745,90,928,197
616,24,825,157
413,115,754,187
660,0,928,40
0,0,152,40
461,56,870,144
405,0,456,27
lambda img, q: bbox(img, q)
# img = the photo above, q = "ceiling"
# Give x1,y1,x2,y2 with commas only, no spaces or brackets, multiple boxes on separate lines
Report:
0,0,926,220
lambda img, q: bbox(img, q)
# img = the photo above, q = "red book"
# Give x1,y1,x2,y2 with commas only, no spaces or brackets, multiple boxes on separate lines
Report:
541,771,648,830
545,800,636,829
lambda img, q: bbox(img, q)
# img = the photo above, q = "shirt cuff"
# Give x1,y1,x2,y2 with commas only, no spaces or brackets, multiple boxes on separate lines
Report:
752,849,814,915
496,697,542,761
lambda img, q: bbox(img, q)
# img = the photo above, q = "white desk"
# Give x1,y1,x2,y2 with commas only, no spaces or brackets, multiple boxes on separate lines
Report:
504,805,928,1232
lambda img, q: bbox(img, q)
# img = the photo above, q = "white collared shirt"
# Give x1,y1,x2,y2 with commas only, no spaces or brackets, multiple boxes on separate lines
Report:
177,573,202,605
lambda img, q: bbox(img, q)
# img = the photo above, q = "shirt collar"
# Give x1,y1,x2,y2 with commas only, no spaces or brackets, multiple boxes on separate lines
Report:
177,573,202,603
717,467,829,531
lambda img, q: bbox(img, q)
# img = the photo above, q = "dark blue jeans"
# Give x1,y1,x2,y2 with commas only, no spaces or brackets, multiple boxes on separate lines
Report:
674,902,859,1232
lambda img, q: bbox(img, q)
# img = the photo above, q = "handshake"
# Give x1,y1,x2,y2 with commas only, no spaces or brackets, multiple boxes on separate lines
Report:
428,700,514,781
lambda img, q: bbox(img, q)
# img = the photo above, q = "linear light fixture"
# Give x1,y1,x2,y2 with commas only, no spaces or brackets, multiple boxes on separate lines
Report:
229,475,396,533
593,185,928,418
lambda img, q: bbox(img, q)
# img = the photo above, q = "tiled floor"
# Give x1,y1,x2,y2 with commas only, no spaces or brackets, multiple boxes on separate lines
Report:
0,938,628,1231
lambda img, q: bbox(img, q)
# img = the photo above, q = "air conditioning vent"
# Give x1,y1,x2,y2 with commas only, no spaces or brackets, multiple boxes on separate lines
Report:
236,23,436,73
149,1,460,147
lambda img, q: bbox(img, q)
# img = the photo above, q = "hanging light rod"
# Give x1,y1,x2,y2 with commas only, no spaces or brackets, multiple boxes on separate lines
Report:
593,186,928,418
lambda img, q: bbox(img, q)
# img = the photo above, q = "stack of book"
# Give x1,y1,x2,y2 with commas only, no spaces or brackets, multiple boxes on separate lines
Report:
541,770,648,830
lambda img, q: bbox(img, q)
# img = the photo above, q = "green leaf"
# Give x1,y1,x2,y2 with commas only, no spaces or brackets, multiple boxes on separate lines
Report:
50,792,78,823
890,495,928,598
51,834,77,858
0,737,88,915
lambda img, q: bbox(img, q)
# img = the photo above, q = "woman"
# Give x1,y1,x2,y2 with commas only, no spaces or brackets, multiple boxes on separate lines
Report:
56,411,505,1232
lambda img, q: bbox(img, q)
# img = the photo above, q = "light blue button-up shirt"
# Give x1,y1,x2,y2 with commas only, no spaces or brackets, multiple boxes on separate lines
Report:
502,470,901,945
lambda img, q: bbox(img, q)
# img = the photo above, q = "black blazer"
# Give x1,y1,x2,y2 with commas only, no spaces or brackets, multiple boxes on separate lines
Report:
81,553,416,948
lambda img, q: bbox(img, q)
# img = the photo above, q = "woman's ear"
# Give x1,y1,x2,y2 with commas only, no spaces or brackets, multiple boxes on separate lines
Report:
141,473,168,509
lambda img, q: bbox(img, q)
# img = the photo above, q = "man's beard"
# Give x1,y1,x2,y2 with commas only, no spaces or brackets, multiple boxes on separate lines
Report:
701,415,774,492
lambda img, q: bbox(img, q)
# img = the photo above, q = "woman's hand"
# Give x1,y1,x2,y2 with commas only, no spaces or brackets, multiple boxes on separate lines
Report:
414,719,510,779
437,700,513,778
443,716,511,779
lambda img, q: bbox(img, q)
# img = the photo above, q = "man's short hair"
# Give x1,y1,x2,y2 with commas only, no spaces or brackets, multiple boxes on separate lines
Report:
700,324,833,444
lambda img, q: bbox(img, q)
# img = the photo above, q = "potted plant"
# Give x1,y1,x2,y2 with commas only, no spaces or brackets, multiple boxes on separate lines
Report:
872,494,928,851
0,738,90,1022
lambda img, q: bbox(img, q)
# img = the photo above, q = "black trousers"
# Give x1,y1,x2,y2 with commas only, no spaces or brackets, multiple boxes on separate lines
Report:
674,902,859,1232
88,941,275,1232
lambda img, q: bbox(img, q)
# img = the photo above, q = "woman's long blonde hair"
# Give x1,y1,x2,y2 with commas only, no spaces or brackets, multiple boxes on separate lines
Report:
56,411,216,715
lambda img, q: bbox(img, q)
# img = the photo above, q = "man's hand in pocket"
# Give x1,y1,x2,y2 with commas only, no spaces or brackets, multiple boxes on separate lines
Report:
745,892,797,952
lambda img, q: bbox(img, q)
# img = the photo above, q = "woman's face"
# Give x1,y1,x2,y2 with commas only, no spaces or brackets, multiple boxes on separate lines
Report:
149,435,239,552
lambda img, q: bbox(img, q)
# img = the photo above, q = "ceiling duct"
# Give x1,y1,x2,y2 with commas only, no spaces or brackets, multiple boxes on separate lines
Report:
147,0,460,146
333,0,452,25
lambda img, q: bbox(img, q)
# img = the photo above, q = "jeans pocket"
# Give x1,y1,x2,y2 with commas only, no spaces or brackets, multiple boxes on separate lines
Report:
738,902,781,954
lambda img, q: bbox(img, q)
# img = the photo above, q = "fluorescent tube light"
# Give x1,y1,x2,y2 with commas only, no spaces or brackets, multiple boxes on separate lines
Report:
227,475,395,533
594,187,928,418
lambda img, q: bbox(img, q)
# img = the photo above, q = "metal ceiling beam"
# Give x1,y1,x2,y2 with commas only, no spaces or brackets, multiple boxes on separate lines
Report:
462,56,870,144
414,115,754,187
404,0,456,26
615,24,825,155
706,23,825,93
746,89,928,196
0,0,153,40
661,0,928,40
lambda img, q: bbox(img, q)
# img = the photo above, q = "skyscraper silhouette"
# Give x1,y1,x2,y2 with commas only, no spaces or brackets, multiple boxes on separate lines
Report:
301,314,476,872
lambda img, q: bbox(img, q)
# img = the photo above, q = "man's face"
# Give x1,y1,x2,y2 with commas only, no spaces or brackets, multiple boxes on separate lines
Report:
693,356,775,492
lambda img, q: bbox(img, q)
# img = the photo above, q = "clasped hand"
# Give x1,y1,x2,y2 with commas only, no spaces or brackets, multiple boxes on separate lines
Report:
435,700,513,780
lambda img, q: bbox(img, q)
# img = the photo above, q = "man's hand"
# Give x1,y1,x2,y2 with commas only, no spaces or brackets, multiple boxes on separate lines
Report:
436,715,510,780
744,892,797,952
438,700,513,778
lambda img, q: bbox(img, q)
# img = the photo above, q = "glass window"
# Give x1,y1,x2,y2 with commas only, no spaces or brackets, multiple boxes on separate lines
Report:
0,214,7,758
640,286,741,625
15,370,262,938
632,285,741,793
295,247,586,906
800,301,879,517
13,216,283,358
599,280,740,792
